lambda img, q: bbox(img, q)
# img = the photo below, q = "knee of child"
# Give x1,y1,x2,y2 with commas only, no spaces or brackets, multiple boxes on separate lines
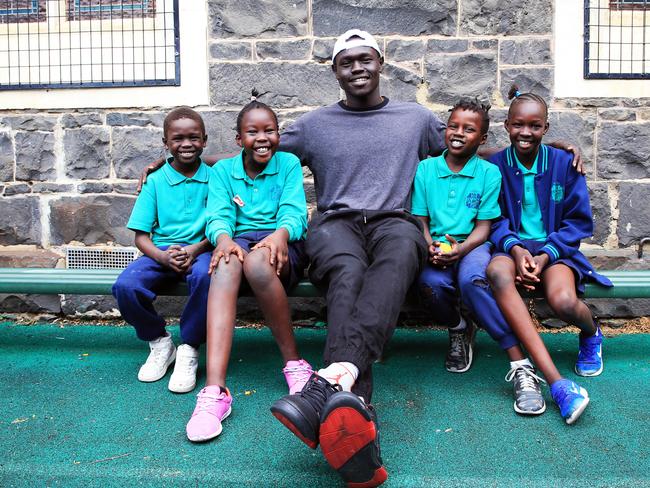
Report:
211,258,243,284
242,249,275,285
486,263,512,291
548,291,578,319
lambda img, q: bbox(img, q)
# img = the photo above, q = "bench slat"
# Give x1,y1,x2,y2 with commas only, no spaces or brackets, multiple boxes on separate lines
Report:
0,268,648,299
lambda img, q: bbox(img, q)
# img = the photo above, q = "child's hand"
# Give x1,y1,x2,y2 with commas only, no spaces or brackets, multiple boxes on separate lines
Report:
252,230,289,276
530,253,550,279
157,245,187,274
209,237,245,274
431,236,462,268
177,244,200,273
511,246,539,290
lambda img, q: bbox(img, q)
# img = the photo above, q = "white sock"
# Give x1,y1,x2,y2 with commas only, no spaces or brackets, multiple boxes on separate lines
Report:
318,362,359,392
449,315,467,331
510,358,534,369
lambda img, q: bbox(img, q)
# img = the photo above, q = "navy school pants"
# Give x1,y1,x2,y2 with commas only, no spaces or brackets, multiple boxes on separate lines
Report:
417,242,519,351
112,247,212,346
306,210,428,402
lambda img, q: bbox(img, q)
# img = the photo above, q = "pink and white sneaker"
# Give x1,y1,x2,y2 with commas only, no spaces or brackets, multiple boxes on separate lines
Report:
186,385,232,442
283,359,313,394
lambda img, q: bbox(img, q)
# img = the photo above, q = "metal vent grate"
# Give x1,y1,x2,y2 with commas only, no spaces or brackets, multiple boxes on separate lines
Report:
66,246,139,269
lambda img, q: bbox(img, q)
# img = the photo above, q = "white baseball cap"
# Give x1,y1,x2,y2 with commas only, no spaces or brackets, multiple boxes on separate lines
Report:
331,29,382,63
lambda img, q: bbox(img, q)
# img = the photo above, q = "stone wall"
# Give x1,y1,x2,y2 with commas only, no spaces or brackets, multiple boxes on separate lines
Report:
1,0,649,318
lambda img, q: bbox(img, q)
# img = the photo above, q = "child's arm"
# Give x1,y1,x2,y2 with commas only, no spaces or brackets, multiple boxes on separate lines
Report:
205,163,238,248
273,156,308,243
134,231,186,274
537,164,593,268
415,216,437,263
411,163,437,262
256,156,306,275
438,220,492,263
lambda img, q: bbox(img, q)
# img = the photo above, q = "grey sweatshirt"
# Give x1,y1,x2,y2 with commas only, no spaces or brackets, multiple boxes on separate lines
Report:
280,99,446,213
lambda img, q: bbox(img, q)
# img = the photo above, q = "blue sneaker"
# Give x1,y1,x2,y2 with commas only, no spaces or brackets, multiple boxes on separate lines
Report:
575,326,603,377
550,379,590,425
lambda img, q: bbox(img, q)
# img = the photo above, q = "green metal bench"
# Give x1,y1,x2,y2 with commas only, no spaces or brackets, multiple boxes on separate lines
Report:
0,268,649,299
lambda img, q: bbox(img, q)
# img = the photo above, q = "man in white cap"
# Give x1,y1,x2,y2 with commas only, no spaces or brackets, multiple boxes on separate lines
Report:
270,29,446,487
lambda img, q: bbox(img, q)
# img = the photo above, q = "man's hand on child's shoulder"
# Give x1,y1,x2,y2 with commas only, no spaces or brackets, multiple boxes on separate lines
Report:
137,157,166,193
547,140,585,175
136,153,237,194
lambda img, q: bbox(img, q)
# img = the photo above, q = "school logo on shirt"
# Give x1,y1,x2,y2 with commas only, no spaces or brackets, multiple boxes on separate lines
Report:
551,183,564,203
465,192,481,210
269,184,282,201
233,195,245,207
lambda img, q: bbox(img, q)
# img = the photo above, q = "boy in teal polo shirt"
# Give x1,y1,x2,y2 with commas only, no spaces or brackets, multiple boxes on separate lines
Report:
113,107,212,394
412,99,525,371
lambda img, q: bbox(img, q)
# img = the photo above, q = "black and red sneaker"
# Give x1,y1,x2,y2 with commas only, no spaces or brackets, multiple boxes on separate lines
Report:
270,372,341,449
319,392,388,488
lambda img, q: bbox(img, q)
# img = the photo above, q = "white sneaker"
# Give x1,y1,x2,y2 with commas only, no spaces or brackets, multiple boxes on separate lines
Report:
168,344,199,393
137,333,176,382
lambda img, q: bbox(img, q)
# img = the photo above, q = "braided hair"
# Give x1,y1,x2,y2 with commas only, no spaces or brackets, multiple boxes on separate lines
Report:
507,84,548,120
236,88,279,133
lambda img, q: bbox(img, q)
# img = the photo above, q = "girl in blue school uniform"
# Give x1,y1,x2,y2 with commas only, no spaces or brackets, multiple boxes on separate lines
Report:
486,85,613,424
185,90,312,443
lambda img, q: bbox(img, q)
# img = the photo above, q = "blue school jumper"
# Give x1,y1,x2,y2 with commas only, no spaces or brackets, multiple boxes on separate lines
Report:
489,145,612,291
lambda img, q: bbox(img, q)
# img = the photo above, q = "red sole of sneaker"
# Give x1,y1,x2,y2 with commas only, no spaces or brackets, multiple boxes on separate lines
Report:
348,468,388,488
271,411,318,449
319,406,377,470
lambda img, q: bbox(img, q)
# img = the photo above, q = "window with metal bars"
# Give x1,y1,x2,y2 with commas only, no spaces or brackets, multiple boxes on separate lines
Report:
0,0,179,90
585,0,650,79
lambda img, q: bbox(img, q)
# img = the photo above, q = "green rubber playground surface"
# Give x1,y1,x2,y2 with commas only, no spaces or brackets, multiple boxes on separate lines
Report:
1,322,649,487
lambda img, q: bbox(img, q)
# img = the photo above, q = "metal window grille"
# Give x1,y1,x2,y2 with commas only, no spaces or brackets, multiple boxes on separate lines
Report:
584,0,650,79
66,246,139,269
0,0,179,90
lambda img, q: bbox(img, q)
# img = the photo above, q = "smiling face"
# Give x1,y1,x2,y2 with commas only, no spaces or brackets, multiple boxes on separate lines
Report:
236,107,280,166
332,46,383,108
445,108,488,164
163,117,207,173
505,100,549,164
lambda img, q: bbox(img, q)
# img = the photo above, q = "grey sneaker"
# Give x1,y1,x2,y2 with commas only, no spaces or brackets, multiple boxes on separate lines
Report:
505,364,546,415
445,319,475,373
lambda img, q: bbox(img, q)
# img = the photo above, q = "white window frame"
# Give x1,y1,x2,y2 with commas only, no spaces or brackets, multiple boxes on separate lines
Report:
0,0,208,109
555,0,650,97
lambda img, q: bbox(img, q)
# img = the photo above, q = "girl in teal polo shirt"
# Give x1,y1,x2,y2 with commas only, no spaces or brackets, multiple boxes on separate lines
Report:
185,91,313,443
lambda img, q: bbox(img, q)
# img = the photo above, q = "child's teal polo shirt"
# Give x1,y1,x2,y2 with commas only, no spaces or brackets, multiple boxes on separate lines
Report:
515,152,547,241
205,151,307,244
411,152,502,243
127,159,210,246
